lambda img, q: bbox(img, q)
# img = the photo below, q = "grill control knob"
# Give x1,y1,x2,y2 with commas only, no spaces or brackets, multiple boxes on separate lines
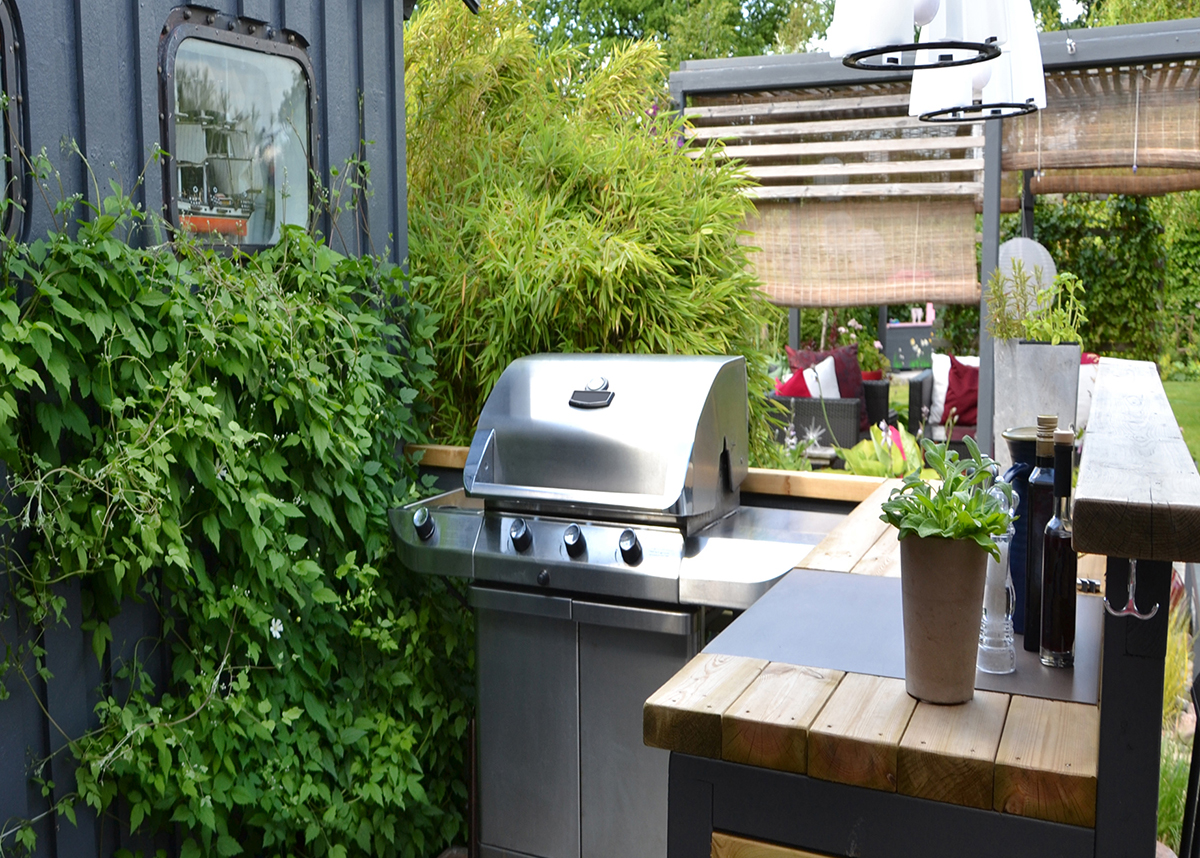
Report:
619,529,642,565
564,524,586,558
413,507,436,541
510,518,533,552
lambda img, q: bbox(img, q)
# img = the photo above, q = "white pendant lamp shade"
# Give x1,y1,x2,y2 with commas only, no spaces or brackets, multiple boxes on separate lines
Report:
911,0,1045,121
830,0,1002,69
826,0,913,60
983,0,1046,111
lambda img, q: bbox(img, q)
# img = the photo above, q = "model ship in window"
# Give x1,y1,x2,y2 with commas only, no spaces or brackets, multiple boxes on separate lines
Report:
172,39,309,246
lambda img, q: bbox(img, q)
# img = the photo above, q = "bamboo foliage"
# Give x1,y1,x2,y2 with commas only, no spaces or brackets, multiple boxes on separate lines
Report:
405,0,782,452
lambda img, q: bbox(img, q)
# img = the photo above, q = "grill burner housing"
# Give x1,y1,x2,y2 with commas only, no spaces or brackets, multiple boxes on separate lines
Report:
390,353,832,858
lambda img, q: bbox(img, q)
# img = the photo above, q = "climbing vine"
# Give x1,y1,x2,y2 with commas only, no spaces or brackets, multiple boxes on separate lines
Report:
0,153,472,857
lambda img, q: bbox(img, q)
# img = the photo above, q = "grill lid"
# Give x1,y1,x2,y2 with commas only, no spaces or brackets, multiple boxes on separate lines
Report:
462,354,748,530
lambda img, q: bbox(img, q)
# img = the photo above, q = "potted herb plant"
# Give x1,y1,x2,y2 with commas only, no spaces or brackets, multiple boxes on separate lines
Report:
987,260,1086,470
880,437,1014,704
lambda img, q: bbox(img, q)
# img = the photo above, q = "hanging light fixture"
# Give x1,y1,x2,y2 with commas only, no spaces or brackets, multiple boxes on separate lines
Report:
910,0,1045,121
826,0,1003,71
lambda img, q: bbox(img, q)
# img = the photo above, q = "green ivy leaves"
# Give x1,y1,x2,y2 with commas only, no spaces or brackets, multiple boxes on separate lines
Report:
0,186,471,857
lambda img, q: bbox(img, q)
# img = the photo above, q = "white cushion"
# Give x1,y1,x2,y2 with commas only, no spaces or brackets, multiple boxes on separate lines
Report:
928,353,979,425
802,355,842,400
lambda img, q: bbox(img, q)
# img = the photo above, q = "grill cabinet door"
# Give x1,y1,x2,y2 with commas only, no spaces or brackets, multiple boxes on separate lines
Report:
575,601,699,858
473,587,580,858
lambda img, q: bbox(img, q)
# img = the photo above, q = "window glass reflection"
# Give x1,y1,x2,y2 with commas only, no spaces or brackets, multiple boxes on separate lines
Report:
174,38,309,246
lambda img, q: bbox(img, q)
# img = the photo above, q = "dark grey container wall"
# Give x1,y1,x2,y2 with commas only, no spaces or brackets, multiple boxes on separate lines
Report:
0,3,408,856
18,0,408,263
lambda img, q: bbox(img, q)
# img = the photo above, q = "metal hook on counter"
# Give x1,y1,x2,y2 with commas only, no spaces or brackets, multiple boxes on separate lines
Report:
1104,558,1160,621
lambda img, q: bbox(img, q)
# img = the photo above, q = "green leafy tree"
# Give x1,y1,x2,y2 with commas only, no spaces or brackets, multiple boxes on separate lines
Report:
525,0,789,61
772,0,834,53
1092,0,1200,25
1033,194,1166,360
405,0,783,458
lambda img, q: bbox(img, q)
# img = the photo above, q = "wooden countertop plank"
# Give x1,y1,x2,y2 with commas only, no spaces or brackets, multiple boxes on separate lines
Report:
808,673,917,792
796,480,899,574
406,444,470,469
643,653,768,759
897,691,1011,809
712,832,824,858
721,663,845,774
994,696,1100,827
742,469,885,503
1073,358,1200,562
849,527,901,578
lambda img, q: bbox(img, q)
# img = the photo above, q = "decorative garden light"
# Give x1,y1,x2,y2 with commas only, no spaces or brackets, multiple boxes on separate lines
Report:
826,0,1005,70
910,0,1046,121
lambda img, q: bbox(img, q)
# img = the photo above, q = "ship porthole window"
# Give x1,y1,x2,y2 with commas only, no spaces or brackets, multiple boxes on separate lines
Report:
159,10,315,249
0,0,25,240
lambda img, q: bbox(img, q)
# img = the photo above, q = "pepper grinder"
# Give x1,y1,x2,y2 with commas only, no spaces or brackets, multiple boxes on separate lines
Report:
978,481,1017,675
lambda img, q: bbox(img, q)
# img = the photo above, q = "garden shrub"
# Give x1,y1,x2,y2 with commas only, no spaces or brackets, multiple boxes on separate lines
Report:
0,165,472,857
404,0,783,460
1030,194,1165,361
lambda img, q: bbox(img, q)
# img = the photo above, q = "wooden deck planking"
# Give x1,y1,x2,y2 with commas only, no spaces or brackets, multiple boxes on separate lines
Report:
796,480,898,573
643,653,767,759
993,696,1100,827
712,832,825,858
807,673,917,792
721,663,845,774
897,691,1011,810
849,527,901,577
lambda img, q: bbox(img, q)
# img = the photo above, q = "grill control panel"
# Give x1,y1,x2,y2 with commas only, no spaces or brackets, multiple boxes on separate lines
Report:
477,513,683,603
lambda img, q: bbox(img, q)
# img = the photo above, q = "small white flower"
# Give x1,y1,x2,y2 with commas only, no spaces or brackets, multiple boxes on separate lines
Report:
270,618,284,639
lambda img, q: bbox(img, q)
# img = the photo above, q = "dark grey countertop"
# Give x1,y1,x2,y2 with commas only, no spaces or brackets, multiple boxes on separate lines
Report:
704,566,1102,705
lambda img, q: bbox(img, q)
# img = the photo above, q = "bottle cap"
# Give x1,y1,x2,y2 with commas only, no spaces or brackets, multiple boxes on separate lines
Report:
1053,428,1074,445
1036,415,1057,456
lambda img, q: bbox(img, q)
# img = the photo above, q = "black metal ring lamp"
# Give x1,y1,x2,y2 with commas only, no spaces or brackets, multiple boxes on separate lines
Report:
918,98,1037,122
842,39,1001,71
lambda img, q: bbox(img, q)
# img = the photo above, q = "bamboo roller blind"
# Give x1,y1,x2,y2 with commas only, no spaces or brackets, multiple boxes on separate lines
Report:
686,83,983,307
1003,61,1200,196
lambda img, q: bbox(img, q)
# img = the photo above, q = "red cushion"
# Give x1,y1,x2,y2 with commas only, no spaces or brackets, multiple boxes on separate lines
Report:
943,355,979,427
786,344,867,430
776,371,810,398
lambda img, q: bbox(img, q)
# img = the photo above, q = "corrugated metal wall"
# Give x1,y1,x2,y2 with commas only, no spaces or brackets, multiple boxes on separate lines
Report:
17,0,408,261
0,3,408,855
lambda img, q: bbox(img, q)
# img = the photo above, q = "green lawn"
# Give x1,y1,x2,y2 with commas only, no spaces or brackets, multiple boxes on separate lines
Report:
1164,380,1200,465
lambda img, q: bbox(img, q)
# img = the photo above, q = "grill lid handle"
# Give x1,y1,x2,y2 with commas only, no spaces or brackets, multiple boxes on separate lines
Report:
568,389,614,409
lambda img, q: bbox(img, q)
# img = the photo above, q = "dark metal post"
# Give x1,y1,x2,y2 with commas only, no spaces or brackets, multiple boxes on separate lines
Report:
978,119,1004,457
789,308,801,352
1022,170,1035,239
1094,556,1171,858
878,305,889,358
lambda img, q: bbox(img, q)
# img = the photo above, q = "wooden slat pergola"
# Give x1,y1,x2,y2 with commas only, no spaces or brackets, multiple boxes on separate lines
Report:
669,17,1200,454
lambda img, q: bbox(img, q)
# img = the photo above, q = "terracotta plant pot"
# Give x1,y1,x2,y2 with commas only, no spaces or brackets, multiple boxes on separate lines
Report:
861,369,884,381
899,535,990,704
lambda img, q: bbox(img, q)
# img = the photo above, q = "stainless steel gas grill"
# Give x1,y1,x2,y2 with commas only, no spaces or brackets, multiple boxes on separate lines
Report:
391,354,837,858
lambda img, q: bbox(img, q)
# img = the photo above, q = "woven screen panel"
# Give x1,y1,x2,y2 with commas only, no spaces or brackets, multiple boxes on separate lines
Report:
687,82,983,307
1003,62,1200,196
743,198,981,308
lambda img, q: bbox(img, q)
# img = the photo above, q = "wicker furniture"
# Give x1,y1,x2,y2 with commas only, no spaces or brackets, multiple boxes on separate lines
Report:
768,393,860,450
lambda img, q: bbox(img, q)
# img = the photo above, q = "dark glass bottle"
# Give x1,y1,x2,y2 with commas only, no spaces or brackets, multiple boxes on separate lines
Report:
1023,415,1058,653
1040,429,1077,668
